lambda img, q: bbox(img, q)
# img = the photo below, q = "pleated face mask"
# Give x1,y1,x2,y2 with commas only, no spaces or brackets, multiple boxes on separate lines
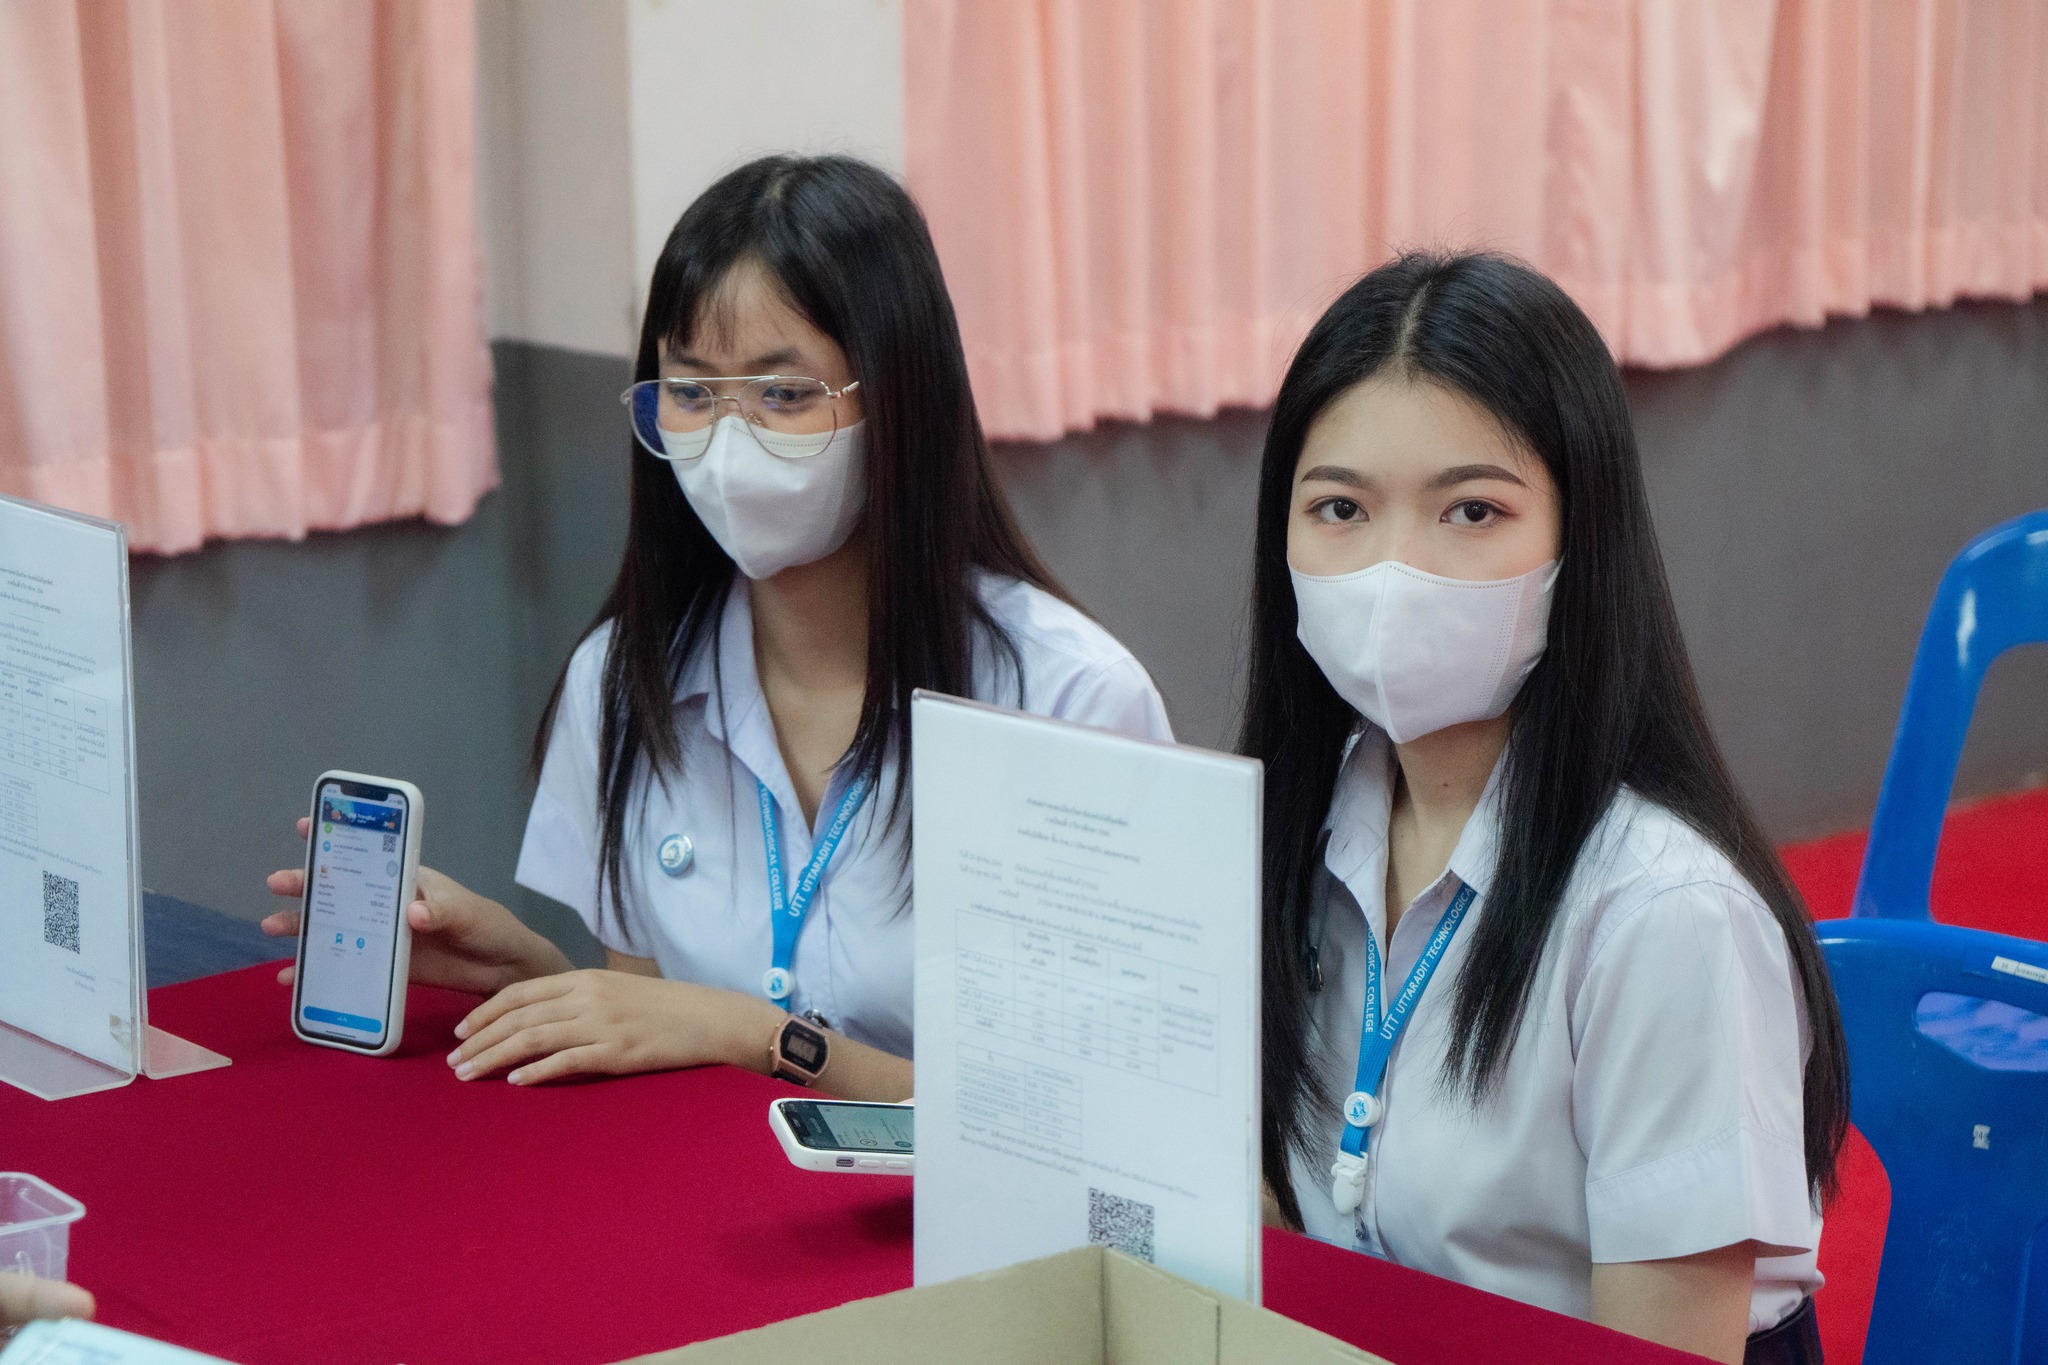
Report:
1289,558,1559,742
668,415,868,579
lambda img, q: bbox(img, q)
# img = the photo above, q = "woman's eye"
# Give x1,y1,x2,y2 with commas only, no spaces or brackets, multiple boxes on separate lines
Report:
1446,499,1498,527
1313,498,1364,524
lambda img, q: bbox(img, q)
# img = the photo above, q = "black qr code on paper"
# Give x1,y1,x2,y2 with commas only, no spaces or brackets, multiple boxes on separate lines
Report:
381,833,397,853
42,871,81,953
1087,1188,1155,1263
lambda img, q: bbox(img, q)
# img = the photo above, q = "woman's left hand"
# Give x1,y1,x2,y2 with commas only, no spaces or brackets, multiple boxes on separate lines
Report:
447,970,782,1085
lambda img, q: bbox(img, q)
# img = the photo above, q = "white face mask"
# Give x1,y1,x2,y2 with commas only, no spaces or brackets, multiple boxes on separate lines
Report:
667,416,868,579
1290,558,1559,743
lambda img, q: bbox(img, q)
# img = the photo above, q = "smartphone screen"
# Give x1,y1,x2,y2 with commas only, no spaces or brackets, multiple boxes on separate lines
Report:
296,781,408,1047
784,1101,914,1153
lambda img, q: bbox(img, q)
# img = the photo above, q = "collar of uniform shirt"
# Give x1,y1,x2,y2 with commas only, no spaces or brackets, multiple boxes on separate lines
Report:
668,576,764,744
1322,726,1507,903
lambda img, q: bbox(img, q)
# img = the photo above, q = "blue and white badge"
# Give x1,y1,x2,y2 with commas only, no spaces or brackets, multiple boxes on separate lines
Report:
656,833,694,877
1342,1090,1384,1129
1331,881,1477,1216
756,773,873,1009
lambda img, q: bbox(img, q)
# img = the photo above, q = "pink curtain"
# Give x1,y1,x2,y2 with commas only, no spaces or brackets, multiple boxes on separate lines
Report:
905,0,2048,442
0,0,495,554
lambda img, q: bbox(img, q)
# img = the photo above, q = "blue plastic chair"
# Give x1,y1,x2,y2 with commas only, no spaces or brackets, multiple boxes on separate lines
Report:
1852,510,2048,921
1817,510,2048,1362
1816,920,2048,1364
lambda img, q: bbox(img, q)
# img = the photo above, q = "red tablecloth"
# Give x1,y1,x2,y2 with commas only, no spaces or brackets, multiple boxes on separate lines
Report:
0,966,1698,1364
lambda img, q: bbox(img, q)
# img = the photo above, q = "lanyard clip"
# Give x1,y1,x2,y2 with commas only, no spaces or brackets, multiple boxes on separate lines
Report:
1342,1090,1384,1130
1330,1150,1369,1215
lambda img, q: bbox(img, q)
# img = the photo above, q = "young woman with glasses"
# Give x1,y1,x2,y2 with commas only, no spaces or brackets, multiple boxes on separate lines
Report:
263,155,1170,1100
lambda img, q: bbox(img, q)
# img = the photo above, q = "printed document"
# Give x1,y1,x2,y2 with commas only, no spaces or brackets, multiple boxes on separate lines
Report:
0,1318,233,1364
0,496,139,1074
912,693,1262,1300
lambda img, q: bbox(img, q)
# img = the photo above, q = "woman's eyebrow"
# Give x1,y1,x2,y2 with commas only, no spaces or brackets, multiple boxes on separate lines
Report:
1297,464,1373,490
661,347,806,373
1425,462,1528,491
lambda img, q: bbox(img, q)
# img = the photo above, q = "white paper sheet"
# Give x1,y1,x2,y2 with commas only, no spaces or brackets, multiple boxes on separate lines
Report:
0,1318,233,1365
0,496,140,1077
911,693,1262,1300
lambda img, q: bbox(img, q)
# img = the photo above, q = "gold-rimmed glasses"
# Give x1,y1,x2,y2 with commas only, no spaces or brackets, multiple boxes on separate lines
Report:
621,375,862,460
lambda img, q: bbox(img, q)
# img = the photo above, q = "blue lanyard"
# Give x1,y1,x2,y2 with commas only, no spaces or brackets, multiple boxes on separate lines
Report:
755,772,871,1006
1339,881,1476,1159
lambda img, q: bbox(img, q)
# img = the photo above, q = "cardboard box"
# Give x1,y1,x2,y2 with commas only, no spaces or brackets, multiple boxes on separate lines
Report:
622,1245,1391,1365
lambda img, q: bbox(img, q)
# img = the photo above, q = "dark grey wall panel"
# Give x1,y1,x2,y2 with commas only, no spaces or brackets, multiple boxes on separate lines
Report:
996,298,2048,841
129,342,629,966
129,304,2045,961
1630,299,2048,839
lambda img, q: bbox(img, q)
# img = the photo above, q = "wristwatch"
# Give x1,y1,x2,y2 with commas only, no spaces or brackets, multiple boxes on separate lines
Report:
769,1014,830,1086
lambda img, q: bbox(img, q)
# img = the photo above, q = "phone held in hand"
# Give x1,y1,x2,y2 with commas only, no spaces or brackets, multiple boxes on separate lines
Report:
770,1098,914,1174
289,771,422,1057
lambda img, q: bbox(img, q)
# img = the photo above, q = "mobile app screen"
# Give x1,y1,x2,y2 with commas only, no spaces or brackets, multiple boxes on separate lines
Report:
298,785,406,1045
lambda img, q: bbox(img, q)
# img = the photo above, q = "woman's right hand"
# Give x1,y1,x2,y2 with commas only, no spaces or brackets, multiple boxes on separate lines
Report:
263,818,573,997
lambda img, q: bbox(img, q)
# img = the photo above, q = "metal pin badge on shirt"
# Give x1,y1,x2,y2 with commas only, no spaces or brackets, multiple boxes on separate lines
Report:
656,834,694,877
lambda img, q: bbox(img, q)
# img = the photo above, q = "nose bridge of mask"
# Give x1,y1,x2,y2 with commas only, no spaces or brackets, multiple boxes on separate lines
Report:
658,414,722,462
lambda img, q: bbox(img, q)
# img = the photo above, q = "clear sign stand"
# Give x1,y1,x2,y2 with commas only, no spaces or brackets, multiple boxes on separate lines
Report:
0,494,227,1100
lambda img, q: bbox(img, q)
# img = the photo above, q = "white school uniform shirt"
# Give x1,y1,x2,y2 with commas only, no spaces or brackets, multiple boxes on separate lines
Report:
1286,727,1820,1334
513,573,1173,1060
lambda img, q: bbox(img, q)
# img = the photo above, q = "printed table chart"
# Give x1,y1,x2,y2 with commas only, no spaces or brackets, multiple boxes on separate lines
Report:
953,909,1221,1093
0,664,111,793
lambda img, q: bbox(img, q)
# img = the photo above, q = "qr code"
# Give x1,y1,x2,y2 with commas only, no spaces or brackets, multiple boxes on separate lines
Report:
1088,1187,1155,1263
381,833,397,853
42,871,80,953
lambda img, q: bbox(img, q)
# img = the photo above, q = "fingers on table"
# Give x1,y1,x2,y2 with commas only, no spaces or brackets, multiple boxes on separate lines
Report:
454,1015,583,1081
506,1045,613,1086
450,998,577,1072
456,974,571,1040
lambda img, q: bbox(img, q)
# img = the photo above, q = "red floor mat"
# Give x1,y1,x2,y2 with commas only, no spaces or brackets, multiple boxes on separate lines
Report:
1780,785,2048,1364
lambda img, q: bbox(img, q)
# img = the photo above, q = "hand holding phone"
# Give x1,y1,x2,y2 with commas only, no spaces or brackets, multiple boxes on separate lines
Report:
289,771,422,1056
770,1098,914,1174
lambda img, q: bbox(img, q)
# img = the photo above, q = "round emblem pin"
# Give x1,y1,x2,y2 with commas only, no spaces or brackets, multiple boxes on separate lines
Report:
656,834,694,877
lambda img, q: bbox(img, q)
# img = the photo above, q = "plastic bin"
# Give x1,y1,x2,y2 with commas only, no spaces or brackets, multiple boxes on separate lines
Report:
0,1173,86,1284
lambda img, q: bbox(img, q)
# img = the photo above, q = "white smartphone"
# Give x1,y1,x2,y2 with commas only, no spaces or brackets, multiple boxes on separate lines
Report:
289,771,422,1056
770,1098,914,1174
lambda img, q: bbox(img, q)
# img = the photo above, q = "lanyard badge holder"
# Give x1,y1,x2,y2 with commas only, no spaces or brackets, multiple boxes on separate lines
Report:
756,773,872,1008
1330,881,1476,1216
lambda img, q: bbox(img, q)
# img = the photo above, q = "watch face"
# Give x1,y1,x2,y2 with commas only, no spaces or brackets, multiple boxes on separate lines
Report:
782,1022,827,1070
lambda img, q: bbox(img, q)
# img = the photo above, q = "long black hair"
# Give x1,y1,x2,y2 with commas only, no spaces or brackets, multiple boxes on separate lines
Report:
537,154,1064,928
1245,250,1848,1230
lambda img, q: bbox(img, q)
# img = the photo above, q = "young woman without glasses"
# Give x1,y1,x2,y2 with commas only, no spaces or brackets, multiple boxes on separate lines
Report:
1248,251,1845,1365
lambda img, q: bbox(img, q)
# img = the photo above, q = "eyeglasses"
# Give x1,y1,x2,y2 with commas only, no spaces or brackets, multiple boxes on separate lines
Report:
621,375,862,461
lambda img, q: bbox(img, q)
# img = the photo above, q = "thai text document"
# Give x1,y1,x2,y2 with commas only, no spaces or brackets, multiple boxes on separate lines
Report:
912,693,1262,1300
0,496,139,1073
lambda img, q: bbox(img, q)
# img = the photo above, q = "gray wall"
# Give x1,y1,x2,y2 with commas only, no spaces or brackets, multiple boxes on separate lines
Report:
131,302,2048,958
1005,298,2048,840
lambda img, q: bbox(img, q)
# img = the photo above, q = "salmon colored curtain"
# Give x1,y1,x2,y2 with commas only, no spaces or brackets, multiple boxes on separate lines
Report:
0,0,495,554
905,0,2048,442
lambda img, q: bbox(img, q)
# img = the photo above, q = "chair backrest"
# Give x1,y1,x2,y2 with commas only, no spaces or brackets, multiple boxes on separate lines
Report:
1854,511,2048,920
1817,917,2048,1364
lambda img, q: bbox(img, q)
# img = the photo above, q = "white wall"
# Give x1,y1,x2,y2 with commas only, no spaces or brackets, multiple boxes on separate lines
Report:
477,0,905,359
475,0,638,356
